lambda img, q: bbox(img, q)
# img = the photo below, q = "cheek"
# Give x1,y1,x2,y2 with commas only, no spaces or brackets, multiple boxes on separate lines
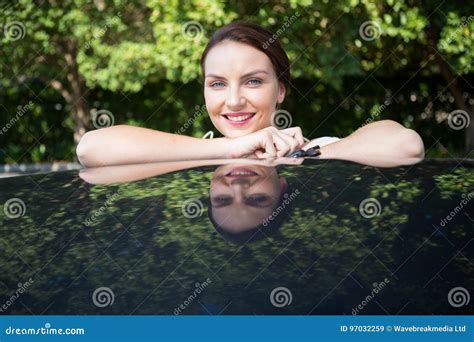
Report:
204,90,225,118
204,90,214,112
247,86,278,112
253,179,280,194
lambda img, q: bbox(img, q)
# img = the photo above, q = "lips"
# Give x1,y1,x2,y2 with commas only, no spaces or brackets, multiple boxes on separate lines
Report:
221,112,256,126
225,167,259,177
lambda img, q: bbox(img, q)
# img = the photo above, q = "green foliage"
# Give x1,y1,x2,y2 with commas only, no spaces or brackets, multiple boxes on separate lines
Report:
434,167,474,199
0,0,472,163
438,13,474,74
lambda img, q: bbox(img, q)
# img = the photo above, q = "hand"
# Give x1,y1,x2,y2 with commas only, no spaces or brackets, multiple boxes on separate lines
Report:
260,156,305,166
228,126,305,159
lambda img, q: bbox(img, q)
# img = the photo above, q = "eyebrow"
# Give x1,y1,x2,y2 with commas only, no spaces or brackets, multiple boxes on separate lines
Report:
211,194,274,209
212,203,273,209
205,69,269,79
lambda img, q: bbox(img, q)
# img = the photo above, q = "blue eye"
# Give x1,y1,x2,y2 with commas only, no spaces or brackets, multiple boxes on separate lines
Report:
247,79,262,86
210,81,225,88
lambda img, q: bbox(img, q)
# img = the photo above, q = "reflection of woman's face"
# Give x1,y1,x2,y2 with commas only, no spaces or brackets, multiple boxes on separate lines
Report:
210,164,287,233
204,40,286,138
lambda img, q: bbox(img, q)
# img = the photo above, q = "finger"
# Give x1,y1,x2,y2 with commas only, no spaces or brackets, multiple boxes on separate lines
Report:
281,127,305,147
266,127,291,156
275,130,300,153
262,133,277,158
273,157,305,166
254,150,265,158
269,132,291,157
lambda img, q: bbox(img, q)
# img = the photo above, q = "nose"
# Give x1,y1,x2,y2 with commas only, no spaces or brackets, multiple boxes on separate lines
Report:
226,86,245,109
229,178,251,188
229,180,249,203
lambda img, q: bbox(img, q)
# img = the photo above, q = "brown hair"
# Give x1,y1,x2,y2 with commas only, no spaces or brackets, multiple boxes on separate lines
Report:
200,21,291,92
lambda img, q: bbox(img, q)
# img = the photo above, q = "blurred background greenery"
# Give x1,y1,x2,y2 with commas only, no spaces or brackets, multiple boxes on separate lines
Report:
0,0,472,164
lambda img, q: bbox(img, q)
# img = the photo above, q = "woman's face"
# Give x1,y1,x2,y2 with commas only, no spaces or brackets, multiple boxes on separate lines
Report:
203,40,286,138
210,164,287,233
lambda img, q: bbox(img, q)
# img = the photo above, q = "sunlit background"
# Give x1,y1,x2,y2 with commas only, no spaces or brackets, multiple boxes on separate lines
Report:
0,0,472,166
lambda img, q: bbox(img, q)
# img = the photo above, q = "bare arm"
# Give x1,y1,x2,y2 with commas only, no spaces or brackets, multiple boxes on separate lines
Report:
79,160,225,184
76,125,232,167
305,120,424,168
76,125,305,167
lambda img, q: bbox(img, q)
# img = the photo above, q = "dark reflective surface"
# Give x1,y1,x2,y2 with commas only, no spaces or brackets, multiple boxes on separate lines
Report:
0,159,473,315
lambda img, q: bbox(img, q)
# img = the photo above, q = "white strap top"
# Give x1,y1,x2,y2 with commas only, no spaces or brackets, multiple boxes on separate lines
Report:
304,136,341,148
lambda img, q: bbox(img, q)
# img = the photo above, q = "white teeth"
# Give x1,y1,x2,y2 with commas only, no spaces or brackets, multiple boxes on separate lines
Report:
226,114,254,122
229,171,255,176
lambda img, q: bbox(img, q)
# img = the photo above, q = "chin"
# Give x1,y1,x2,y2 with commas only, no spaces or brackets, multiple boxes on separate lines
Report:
211,114,266,138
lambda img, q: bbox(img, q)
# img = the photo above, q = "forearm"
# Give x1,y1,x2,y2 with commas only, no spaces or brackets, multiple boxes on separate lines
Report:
76,125,231,167
79,159,226,184
318,120,424,168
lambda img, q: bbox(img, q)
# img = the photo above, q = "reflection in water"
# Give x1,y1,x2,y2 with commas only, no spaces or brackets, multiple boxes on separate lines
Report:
79,158,304,243
0,159,473,315
210,164,294,244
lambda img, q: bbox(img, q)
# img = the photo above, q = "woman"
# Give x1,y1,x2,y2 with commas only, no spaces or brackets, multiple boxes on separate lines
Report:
76,21,424,168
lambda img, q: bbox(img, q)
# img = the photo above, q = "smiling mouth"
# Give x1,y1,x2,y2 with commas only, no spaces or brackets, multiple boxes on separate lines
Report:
225,167,259,177
222,113,256,125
